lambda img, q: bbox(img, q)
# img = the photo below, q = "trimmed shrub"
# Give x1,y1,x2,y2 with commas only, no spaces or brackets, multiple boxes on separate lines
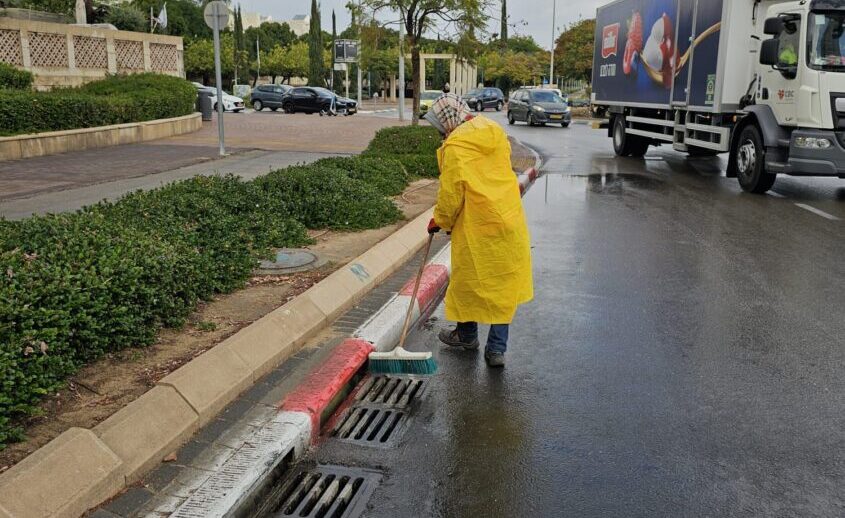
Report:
0,73,196,136
0,63,33,90
365,125,442,156
363,125,442,178
255,165,403,230
105,3,148,32
312,156,409,196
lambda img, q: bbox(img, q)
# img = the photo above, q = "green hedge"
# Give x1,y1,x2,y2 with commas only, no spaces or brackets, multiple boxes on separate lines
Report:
363,126,442,178
0,73,196,136
312,156,409,196
0,63,33,90
0,148,407,446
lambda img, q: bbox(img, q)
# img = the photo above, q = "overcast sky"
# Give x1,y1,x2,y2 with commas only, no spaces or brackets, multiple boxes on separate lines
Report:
234,0,605,49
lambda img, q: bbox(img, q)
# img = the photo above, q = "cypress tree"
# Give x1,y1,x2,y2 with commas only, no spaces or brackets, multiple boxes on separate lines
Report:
308,0,325,86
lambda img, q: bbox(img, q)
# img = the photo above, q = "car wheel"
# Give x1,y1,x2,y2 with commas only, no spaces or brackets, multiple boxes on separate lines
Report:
253,100,263,111
735,125,776,194
496,101,503,112
282,104,293,114
508,111,515,125
476,101,483,112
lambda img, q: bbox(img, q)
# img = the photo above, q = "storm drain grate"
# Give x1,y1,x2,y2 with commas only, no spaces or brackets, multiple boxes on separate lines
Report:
329,404,409,447
353,375,428,408
271,465,381,518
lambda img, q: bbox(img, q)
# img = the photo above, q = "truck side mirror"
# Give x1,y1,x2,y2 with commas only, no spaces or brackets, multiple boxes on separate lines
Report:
760,39,780,66
764,17,784,35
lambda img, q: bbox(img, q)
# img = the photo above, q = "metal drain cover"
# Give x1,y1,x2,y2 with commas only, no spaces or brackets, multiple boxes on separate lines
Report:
257,248,326,274
330,404,409,447
353,375,429,408
270,465,381,518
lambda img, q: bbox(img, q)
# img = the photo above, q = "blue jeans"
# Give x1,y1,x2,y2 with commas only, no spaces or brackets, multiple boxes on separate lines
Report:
457,322,509,354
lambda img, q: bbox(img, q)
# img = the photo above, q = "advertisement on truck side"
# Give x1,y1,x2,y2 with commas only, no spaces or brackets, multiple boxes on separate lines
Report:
593,0,723,108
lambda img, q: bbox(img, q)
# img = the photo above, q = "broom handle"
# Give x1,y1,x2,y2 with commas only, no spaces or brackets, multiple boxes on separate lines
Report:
397,232,435,350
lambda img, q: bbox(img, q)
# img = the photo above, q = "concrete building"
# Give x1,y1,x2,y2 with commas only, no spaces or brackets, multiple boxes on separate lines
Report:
285,14,310,36
242,12,272,29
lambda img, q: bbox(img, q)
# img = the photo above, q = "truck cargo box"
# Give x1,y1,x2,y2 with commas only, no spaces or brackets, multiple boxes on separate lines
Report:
592,0,755,113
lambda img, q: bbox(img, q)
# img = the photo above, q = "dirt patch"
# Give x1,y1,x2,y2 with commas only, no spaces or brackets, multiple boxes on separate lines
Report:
0,179,438,473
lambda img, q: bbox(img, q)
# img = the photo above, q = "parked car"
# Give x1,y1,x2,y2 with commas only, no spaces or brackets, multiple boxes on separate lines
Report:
281,87,343,115
335,94,358,115
250,84,292,111
192,82,244,113
508,88,571,127
419,90,442,117
463,87,505,112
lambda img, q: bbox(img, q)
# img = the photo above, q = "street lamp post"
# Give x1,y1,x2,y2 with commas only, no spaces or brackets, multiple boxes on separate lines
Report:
398,20,405,122
550,0,556,88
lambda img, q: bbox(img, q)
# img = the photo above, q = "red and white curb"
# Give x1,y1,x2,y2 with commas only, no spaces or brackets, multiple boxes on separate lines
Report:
171,165,539,517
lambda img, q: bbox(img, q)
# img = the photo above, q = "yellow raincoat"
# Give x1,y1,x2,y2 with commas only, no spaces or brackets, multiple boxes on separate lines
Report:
434,116,533,324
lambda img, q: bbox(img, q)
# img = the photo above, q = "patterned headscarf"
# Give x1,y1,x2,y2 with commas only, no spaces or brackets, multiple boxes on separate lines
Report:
424,93,474,135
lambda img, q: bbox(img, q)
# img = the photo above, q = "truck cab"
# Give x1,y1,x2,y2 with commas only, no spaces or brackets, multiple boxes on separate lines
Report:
741,1,845,188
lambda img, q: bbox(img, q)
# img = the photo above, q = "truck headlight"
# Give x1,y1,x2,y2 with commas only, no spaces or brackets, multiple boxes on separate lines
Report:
795,136,832,149
532,105,545,112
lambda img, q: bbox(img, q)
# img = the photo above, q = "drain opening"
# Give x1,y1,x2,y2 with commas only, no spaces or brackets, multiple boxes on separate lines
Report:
271,465,380,518
354,375,428,408
330,405,408,446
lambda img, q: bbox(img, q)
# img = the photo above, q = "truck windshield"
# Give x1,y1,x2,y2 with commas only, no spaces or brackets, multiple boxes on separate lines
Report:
809,12,845,69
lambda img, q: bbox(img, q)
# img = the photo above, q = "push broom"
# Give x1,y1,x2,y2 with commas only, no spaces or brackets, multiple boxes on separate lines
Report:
368,233,438,375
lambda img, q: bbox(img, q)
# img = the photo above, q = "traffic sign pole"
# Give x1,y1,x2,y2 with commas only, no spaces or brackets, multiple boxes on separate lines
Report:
204,1,229,156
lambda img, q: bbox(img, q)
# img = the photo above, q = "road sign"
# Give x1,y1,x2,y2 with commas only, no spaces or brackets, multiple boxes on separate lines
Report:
333,63,347,72
203,1,229,30
334,39,359,63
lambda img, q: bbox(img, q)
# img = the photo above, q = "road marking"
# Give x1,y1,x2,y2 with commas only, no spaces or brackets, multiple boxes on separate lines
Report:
767,191,787,198
795,203,841,221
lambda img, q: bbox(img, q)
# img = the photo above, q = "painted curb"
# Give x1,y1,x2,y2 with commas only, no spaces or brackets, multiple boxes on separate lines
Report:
0,210,435,518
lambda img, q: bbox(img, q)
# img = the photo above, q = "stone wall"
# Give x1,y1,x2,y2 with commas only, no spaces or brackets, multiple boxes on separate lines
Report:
0,18,183,90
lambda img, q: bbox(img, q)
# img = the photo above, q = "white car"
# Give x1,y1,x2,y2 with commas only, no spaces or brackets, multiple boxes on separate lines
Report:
192,82,245,113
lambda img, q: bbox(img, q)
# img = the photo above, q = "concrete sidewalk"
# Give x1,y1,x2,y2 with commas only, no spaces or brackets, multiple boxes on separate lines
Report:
0,149,346,220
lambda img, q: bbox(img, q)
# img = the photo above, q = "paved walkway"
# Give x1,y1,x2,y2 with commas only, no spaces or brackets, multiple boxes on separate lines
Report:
0,111,404,219
0,149,345,220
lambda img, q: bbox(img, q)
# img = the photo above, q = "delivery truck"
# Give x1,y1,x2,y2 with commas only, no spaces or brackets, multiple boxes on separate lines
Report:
591,0,845,193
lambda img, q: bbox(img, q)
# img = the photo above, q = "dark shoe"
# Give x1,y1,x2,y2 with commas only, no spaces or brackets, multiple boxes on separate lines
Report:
484,351,505,368
438,328,480,350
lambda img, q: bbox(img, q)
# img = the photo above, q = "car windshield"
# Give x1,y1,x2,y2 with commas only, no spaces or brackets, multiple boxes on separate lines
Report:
421,91,441,101
809,12,845,69
531,91,566,104
465,89,483,97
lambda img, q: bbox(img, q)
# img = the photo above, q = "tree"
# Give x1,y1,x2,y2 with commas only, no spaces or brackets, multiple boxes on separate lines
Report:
233,5,247,84
184,35,235,85
105,3,147,32
361,0,491,124
246,22,296,63
480,48,543,87
308,0,325,86
554,18,595,82
130,0,210,38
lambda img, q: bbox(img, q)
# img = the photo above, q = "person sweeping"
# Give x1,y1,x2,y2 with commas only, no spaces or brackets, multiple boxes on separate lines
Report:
423,94,533,368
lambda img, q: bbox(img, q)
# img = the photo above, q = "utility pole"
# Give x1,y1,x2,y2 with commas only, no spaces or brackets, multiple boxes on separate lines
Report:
549,0,556,88
398,20,405,122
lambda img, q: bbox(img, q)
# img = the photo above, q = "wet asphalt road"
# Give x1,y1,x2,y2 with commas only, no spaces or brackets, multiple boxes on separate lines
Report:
313,113,845,517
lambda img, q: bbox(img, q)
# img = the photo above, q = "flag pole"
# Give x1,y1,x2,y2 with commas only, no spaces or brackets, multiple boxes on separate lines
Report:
150,6,154,33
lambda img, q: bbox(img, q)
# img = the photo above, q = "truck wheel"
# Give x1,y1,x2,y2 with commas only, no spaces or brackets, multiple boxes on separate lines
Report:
612,116,649,157
735,125,776,193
